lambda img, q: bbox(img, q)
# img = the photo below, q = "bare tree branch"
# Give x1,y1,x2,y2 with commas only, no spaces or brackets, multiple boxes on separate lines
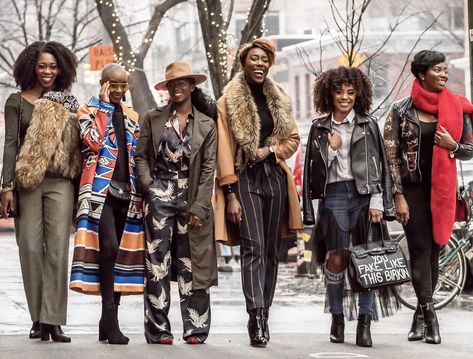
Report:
370,16,439,115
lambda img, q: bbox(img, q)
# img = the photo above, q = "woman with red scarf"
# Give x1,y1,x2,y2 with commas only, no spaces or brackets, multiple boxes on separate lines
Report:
384,50,473,345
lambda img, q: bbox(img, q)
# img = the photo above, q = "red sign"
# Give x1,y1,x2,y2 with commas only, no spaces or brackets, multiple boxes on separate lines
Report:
89,45,115,71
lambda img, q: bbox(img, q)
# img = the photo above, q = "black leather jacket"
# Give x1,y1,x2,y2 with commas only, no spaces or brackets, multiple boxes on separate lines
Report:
302,113,396,225
384,97,473,193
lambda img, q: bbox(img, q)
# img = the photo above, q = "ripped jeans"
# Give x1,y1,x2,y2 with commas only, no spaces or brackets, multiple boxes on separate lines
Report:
322,181,373,316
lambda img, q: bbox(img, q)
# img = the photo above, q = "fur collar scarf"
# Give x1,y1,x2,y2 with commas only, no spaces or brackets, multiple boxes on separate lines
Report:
223,72,294,164
16,97,81,190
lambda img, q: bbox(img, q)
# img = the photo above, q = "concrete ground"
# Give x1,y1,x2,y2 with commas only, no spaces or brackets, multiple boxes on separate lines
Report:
0,229,472,358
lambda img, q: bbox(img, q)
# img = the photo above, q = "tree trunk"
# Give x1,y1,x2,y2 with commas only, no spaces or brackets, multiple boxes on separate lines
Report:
198,0,272,98
129,63,157,118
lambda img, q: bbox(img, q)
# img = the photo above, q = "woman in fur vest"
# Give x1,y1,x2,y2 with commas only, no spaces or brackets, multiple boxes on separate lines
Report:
215,38,302,347
0,41,81,342
69,63,145,345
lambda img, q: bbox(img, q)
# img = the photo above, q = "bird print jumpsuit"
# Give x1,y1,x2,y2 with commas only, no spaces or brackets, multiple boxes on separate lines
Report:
143,111,210,343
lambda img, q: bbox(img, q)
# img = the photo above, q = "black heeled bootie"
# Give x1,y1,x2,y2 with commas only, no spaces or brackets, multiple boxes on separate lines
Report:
408,305,424,341
356,314,372,347
113,293,129,341
248,308,267,347
29,321,40,339
99,302,129,345
40,324,71,342
421,302,441,344
330,313,345,343
262,308,270,342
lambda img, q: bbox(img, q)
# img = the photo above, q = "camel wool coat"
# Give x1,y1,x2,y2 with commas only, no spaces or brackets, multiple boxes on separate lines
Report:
215,72,303,246
135,104,218,290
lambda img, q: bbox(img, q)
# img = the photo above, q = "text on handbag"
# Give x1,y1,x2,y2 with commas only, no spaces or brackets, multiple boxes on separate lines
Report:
357,254,410,286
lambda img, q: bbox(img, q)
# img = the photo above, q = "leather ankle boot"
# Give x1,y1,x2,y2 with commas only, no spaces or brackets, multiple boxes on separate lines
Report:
408,305,424,341
356,314,372,347
330,313,344,343
262,308,270,342
99,302,129,345
421,302,441,344
29,321,40,339
40,324,71,343
248,308,267,347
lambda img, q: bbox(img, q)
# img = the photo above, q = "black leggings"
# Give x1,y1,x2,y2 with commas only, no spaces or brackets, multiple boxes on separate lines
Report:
98,194,129,304
402,183,440,304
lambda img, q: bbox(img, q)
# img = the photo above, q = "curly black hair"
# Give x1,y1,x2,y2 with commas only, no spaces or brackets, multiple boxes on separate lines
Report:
312,66,373,116
410,50,446,79
13,41,78,91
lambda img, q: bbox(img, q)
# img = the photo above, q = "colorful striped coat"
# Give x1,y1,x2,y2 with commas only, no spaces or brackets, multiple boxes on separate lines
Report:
70,97,145,295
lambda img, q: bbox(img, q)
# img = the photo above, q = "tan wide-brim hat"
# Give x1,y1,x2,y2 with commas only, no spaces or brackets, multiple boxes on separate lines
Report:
154,61,207,90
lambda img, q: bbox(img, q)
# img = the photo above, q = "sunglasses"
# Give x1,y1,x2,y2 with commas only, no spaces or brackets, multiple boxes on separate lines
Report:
109,82,129,92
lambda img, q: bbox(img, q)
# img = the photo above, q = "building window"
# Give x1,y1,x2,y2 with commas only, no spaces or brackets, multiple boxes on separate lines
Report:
295,75,300,120
449,5,463,30
234,11,280,42
305,73,312,120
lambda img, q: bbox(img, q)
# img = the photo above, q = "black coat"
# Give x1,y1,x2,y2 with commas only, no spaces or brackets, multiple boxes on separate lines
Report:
302,113,396,225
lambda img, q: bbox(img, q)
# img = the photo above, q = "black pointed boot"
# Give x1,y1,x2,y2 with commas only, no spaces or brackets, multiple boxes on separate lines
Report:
421,302,441,344
262,308,270,342
113,293,129,341
40,324,71,342
248,308,267,347
29,321,40,339
99,302,129,344
408,305,424,341
330,313,344,343
356,314,372,347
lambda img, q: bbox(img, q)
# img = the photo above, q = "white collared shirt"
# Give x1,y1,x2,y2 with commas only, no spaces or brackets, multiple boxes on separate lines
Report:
327,110,383,211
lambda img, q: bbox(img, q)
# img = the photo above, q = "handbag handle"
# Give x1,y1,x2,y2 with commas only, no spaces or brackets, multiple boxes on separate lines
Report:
365,220,386,250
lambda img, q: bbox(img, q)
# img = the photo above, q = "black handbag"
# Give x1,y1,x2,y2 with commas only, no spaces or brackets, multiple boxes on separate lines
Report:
108,179,131,201
347,221,411,292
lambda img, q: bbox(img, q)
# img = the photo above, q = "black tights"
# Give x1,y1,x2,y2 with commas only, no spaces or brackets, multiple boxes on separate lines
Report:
98,195,129,304
403,183,441,304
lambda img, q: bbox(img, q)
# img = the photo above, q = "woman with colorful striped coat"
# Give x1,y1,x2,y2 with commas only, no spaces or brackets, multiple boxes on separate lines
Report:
70,63,145,345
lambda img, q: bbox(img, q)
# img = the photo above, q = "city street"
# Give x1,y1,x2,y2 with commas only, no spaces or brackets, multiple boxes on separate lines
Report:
0,228,473,358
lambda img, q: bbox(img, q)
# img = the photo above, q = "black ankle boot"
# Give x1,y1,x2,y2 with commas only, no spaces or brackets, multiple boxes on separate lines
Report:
408,305,424,341
40,324,71,343
99,302,129,345
421,302,441,344
29,321,40,339
248,308,267,347
113,294,129,341
356,314,372,347
262,308,270,342
330,313,344,343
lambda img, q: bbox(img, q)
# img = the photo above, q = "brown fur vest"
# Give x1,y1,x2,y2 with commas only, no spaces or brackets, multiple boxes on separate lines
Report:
16,98,81,190
223,72,295,168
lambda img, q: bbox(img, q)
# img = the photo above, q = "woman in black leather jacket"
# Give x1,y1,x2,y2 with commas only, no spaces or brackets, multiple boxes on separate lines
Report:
303,66,396,348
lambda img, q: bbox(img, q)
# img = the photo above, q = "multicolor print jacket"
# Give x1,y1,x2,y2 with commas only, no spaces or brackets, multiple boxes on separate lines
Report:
384,96,473,193
70,97,145,295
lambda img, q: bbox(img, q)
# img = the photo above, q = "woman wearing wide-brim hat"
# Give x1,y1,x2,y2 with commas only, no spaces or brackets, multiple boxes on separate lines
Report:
135,61,217,345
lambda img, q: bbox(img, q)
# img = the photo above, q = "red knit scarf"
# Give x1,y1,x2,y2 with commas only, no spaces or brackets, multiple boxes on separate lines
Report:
411,79,473,245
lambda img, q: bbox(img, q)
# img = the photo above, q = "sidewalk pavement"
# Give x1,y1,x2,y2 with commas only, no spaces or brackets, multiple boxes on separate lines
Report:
1,232,473,358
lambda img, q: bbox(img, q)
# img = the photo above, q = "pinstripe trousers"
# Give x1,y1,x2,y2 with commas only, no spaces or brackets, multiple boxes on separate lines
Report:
236,159,287,311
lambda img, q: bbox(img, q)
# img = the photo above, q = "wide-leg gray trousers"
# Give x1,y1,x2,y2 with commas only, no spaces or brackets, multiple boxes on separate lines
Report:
15,177,74,325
